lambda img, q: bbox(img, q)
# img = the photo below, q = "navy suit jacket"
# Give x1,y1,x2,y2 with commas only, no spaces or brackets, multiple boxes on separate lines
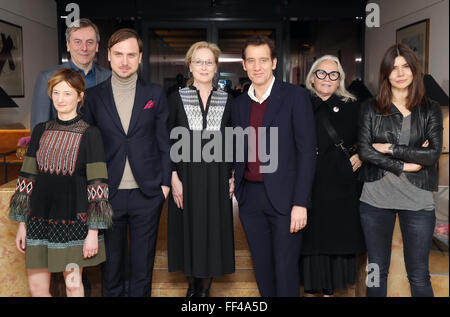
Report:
83,76,171,198
232,79,317,215
30,61,111,130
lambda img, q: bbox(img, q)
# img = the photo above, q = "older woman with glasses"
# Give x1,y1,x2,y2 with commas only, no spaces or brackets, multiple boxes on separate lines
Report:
300,55,366,297
167,41,235,297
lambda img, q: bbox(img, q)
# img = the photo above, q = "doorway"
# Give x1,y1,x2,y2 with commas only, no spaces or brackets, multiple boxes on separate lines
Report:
142,21,282,95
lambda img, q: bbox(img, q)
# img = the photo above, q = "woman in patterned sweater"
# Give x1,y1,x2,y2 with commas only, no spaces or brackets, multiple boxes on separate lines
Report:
168,42,235,297
10,68,113,297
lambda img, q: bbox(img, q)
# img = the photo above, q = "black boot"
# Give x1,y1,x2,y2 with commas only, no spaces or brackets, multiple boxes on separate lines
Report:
82,271,91,297
196,288,210,297
195,277,212,297
186,277,198,297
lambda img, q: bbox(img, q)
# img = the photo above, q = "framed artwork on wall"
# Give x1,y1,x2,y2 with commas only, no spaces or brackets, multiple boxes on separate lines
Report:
396,19,430,74
0,20,24,97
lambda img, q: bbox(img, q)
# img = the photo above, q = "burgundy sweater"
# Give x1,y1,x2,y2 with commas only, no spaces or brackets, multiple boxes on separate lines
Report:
244,99,269,182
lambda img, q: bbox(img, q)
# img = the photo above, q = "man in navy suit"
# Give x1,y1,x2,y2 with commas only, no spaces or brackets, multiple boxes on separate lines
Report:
84,29,171,297
232,35,316,297
30,18,110,130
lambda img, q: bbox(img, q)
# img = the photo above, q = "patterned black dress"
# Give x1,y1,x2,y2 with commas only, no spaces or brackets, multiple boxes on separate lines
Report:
10,115,113,272
167,86,235,278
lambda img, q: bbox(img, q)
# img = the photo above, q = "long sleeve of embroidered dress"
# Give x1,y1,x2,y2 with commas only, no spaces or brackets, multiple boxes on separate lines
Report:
84,127,113,229
9,123,45,222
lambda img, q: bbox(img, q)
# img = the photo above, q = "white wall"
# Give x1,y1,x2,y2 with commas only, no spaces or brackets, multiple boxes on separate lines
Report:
365,0,449,96
0,0,58,128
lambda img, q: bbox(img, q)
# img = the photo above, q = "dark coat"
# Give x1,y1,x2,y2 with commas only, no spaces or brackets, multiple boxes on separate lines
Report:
83,76,171,199
301,94,366,255
232,79,317,214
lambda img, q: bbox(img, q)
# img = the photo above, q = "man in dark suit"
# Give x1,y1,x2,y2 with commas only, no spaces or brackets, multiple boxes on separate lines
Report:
84,29,171,297
30,18,110,130
232,35,316,297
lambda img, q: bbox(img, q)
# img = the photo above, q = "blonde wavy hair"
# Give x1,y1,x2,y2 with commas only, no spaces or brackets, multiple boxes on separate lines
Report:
306,55,356,102
185,41,221,86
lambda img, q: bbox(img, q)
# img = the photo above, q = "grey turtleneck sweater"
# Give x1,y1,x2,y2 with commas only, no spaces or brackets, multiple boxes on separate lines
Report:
111,71,139,189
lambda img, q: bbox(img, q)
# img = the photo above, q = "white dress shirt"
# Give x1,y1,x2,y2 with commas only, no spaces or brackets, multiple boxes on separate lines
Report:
247,76,276,104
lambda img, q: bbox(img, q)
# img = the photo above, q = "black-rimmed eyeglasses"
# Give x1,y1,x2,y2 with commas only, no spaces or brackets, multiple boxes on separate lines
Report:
314,69,340,81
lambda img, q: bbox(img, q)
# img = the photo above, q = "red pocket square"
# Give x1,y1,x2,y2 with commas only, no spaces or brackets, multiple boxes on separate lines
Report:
144,100,155,109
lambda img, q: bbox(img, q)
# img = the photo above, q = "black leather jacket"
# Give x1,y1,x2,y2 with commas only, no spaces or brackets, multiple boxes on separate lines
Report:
357,97,443,192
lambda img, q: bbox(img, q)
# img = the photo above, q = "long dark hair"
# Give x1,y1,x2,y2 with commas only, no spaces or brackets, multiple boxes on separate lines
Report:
376,44,425,114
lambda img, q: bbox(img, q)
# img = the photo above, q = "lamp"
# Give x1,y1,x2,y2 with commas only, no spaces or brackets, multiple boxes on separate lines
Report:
424,74,449,106
0,86,19,108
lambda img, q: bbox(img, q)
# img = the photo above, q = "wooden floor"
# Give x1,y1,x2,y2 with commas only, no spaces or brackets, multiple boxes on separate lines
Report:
2,165,448,297
82,236,448,297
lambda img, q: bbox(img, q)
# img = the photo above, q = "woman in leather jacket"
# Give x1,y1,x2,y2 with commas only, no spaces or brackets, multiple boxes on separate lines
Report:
357,44,443,297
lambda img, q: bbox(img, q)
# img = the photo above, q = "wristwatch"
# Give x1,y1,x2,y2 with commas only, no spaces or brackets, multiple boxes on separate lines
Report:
388,144,394,155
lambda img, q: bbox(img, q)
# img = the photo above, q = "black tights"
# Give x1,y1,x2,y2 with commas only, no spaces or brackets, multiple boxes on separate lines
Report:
187,276,213,290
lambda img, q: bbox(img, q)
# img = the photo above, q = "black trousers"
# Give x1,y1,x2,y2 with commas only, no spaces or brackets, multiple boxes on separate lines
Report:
101,188,164,297
238,181,303,297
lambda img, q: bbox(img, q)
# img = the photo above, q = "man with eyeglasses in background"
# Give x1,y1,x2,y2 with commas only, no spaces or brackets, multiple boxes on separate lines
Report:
30,18,110,130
